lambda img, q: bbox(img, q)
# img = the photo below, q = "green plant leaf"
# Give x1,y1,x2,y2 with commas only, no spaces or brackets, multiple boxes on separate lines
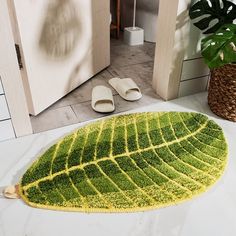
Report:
189,0,236,34
19,112,228,212
201,24,236,68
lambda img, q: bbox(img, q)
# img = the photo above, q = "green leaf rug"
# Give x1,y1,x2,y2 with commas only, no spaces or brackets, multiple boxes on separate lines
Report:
19,112,228,212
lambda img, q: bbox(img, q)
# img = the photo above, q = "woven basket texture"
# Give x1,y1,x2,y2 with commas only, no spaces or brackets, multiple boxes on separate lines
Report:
208,64,236,122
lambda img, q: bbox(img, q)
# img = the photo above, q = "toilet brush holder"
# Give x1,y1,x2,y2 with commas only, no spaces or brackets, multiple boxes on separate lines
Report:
124,27,144,46
124,0,144,46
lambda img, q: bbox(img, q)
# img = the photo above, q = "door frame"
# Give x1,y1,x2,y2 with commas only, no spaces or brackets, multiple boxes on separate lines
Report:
152,0,180,100
0,0,32,137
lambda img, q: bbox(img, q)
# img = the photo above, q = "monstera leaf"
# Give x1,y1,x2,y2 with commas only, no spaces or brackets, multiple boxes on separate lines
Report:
189,0,236,34
19,112,228,212
202,24,236,68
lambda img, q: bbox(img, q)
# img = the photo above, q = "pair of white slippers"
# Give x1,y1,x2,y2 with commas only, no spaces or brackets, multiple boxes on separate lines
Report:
92,77,142,113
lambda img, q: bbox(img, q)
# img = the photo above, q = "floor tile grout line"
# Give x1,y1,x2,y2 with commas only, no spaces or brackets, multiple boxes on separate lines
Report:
70,105,80,120
107,60,154,72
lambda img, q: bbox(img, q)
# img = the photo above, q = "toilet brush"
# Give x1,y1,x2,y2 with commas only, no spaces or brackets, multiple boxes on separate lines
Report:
132,0,137,30
124,0,144,46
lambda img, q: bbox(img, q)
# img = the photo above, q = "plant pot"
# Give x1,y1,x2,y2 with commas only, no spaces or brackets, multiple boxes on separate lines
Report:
208,64,236,122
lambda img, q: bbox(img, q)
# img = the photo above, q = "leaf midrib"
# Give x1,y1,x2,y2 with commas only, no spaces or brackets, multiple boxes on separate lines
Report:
22,120,210,191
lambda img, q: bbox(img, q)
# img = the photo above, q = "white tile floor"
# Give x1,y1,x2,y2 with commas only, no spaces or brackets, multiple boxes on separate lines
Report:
30,37,158,133
1,92,236,236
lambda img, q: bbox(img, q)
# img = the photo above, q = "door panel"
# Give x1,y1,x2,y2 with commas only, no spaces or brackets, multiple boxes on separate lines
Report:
10,0,110,115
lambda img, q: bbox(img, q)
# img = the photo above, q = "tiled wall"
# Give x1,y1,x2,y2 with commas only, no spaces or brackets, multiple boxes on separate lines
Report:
0,77,16,142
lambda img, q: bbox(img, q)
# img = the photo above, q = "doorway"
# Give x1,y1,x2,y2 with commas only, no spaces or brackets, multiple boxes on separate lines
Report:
31,34,160,133
30,1,161,133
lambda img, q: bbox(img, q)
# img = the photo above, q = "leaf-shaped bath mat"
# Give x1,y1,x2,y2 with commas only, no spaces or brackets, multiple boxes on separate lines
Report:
18,112,228,212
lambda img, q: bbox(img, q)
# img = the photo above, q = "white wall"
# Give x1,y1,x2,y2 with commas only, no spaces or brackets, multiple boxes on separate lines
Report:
175,0,210,97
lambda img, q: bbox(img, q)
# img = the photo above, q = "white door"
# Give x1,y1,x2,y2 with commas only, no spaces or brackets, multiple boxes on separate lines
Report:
9,0,110,115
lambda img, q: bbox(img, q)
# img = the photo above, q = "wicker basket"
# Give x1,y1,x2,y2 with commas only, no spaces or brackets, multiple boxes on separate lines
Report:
208,64,236,122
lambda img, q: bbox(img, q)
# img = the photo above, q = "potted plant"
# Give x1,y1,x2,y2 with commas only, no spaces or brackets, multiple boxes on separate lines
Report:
189,0,236,122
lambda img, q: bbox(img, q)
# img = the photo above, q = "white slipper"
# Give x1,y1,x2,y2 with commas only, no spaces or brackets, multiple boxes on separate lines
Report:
109,78,142,101
92,86,115,113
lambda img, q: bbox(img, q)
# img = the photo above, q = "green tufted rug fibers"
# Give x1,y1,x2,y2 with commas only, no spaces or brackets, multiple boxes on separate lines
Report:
19,112,228,213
